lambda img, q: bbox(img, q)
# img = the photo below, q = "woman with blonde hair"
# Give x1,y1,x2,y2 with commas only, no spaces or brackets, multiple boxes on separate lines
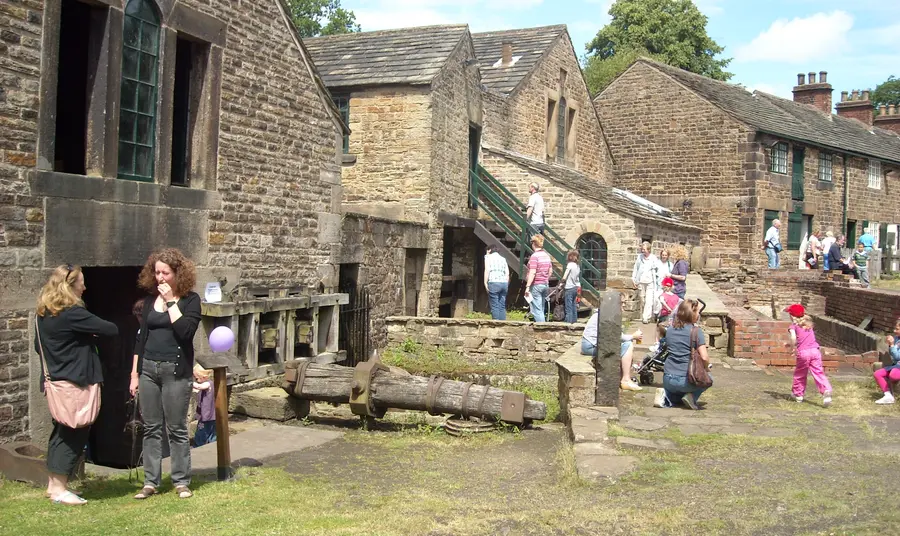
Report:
130,248,202,500
669,245,689,299
35,264,118,505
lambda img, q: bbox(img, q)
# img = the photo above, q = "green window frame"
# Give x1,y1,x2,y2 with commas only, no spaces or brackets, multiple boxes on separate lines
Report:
333,96,349,154
118,0,160,182
769,142,788,174
787,210,804,250
817,152,832,182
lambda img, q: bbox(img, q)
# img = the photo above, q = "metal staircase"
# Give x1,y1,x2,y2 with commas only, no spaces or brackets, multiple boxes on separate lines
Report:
469,164,604,305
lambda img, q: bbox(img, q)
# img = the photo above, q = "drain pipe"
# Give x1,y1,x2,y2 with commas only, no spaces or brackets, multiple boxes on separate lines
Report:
842,153,849,235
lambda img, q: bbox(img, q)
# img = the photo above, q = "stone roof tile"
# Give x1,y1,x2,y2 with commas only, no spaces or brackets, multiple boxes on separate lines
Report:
304,25,469,89
472,25,566,94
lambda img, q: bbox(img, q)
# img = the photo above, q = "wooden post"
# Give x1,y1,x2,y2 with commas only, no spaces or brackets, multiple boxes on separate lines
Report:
213,367,232,481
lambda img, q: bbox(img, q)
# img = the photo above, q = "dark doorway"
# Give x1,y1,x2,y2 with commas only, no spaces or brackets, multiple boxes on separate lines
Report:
81,266,144,468
791,147,805,201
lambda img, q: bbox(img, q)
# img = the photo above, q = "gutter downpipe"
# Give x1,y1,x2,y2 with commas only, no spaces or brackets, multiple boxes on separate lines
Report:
842,153,849,235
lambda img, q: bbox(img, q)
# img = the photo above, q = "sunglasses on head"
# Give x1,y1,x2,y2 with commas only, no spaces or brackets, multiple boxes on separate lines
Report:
65,263,74,283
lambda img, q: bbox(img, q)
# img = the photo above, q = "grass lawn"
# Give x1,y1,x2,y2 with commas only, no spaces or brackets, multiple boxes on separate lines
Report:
872,277,900,291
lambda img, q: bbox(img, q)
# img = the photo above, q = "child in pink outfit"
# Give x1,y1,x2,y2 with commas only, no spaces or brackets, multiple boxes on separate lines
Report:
873,319,900,405
784,304,832,407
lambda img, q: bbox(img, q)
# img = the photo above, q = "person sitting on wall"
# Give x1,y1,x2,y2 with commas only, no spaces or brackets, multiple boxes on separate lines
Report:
580,300,644,392
825,234,858,278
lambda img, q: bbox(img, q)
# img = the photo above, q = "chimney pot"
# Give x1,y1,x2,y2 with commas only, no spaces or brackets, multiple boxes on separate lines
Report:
851,90,859,100
797,73,806,85
819,71,827,84
808,72,816,84
890,104,897,116
880,104,888,116
501,42,512,66
862,90,870,101
840,91,848,102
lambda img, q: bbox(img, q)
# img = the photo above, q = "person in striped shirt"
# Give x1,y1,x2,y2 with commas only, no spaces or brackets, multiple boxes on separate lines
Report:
524,235,553,322
483,244,510,320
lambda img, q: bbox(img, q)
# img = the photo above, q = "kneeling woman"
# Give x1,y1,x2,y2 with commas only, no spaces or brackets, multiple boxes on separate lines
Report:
130,248,202,499
655,299,710,410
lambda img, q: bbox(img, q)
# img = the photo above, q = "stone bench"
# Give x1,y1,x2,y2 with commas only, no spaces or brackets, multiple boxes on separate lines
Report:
555,342,595,425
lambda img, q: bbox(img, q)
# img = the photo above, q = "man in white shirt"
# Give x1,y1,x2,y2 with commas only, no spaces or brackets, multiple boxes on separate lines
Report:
525,182,544,242
821,231,835,270
483,245,510,320
763,219,782,269
631,242,660,324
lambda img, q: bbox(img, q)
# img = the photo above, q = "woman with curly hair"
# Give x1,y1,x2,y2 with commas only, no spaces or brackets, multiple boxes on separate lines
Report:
669,245,689,299
36,264,118,505
130,248,201,500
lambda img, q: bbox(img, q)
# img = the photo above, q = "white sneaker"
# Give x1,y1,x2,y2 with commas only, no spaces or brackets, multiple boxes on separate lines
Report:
653,388,666,408
822,391,832,408
794,396,803,403
876,392,895,405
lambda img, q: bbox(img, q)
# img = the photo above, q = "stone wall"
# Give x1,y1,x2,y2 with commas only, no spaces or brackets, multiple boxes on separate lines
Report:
703,268,827,313
386,316,584,364
499,34,612,181
595,62,753,268
339,213,429,348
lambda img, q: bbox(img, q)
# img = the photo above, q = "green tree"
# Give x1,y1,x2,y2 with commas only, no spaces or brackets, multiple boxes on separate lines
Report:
584,0,731,94
286,0,360,38
872,76,900,115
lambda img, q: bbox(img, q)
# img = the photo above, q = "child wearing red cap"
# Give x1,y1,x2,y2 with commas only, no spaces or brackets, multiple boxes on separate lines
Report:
784,304,832,406
656,277,681,326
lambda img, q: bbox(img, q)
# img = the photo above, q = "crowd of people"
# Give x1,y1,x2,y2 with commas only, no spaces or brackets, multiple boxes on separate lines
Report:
35,248,206,506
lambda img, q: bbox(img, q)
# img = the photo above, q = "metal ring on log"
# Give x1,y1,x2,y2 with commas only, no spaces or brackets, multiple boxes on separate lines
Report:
460,382,473,420
476,384,490,419
425,375,445,416
293,360,311,397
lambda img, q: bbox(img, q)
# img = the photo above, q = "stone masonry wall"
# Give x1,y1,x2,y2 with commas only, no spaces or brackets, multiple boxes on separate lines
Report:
341,86,432,217
386,316,583,364
595,62,753,268
503,34,613,182
339,213,429,348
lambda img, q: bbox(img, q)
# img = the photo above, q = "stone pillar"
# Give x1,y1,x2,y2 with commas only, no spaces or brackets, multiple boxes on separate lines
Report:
592,290,622,406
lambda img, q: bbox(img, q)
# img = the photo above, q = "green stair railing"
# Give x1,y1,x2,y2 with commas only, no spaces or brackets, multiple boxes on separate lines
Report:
469,165,605,300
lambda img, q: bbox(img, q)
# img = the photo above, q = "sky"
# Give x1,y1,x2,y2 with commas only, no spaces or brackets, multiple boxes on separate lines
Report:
338,0,900,101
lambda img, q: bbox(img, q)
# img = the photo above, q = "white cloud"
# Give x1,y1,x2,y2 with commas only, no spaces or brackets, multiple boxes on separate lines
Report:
735,11,854,63
746,83,793,99
869,23,900,47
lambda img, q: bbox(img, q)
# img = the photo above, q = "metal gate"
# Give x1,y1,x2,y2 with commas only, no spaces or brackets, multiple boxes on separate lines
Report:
339,286,371,366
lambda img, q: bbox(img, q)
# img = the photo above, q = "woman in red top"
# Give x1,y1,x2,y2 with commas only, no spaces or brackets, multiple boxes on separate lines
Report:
524,235,553,322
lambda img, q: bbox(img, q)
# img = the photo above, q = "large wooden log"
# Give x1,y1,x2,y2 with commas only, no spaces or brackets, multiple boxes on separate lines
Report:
282,361,546,421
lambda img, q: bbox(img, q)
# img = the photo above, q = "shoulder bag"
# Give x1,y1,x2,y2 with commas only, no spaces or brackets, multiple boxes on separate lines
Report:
687,326,713,388
36,320,101,429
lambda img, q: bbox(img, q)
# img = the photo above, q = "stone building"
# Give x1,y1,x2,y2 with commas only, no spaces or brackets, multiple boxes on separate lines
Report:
473,28,701,289
595,59,900,270
0,0,348,453
305,25,484,319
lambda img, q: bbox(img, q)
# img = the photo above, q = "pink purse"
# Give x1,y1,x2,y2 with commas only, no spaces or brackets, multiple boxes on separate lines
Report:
36,321,101,429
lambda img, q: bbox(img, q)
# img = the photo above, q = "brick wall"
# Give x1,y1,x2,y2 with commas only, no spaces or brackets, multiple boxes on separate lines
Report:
0,311,29,442
728,306,795,367
594,62,754,268
823,284,900,333
500,34,613,182
386,316,584,363
704,268,826,312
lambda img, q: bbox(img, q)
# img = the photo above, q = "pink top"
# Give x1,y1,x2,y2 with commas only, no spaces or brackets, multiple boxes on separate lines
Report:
527,250,553,285
660,292,680,315
790,324,819,352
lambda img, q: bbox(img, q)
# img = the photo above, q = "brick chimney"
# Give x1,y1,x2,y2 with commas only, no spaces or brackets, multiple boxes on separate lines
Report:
501,42,512,67
874,103,900,135
835,88,874,126
792,70,833,114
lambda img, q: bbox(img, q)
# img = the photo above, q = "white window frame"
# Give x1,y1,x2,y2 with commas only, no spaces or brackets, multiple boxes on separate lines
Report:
868,159,882,189
817,152,832,182
769,142,788,174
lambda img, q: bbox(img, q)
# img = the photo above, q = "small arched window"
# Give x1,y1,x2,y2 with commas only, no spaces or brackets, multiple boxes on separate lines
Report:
118,0,160,182
577,233,607,291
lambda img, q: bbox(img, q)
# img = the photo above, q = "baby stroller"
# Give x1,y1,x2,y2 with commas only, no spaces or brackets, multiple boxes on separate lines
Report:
635,340,668,386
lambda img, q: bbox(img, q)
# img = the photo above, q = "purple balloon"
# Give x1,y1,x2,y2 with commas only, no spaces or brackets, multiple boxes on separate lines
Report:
209,326,234,353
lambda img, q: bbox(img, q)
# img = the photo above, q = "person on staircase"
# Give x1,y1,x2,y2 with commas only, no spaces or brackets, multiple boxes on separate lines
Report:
632,242,660,324
483,244,510,320
524,235,552,322
525,182,544,243
561,250,581,323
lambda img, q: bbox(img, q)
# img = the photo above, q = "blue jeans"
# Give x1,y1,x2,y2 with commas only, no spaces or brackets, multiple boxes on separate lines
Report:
487,282,508,320
662,373,711,407
765,247,780,269
139,360,193,488
564,287,578,323
193,420,217,447
529,284,549,322
823,255,830,271
581,340,631,358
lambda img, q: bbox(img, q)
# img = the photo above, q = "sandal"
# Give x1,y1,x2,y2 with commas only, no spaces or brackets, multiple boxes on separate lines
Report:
133,486,157,500
52,490,87,506
175,485,193,499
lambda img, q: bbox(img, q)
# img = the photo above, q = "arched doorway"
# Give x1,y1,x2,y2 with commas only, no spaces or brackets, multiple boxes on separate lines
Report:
577,233,608,290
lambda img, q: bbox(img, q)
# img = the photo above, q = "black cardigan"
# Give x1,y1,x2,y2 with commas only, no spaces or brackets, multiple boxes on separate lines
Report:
35,306,119,387
134,292,202,378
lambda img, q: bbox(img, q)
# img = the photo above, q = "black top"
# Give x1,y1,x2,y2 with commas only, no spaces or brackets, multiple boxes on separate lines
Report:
35,306,119,387
134,292,201,378
827,243,843,268
143,309,181,362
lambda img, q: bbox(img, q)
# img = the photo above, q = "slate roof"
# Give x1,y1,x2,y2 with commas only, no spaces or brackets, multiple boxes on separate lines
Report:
634,59,900,165
483,145,702,231
472,25,566,94
303,25,469,89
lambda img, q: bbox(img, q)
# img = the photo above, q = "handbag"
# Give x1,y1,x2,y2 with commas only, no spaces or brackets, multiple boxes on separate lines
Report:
36,320,101,429
687,326,713,388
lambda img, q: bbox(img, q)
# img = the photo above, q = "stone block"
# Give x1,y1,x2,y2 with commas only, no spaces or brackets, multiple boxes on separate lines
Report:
575,454,638,482
0,442,51,486
569,416,609,443
230,387,310,421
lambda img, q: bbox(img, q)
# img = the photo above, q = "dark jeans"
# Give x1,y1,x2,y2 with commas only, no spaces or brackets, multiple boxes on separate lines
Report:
564,287,578,323
47,420,90,476
526,223,544,243
193,420,217,447
662,373,711,407
487,282,508,320
140,360,193,488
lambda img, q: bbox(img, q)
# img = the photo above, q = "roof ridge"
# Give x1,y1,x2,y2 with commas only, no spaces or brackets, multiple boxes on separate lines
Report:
305,24,468,41
472,24,567,36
